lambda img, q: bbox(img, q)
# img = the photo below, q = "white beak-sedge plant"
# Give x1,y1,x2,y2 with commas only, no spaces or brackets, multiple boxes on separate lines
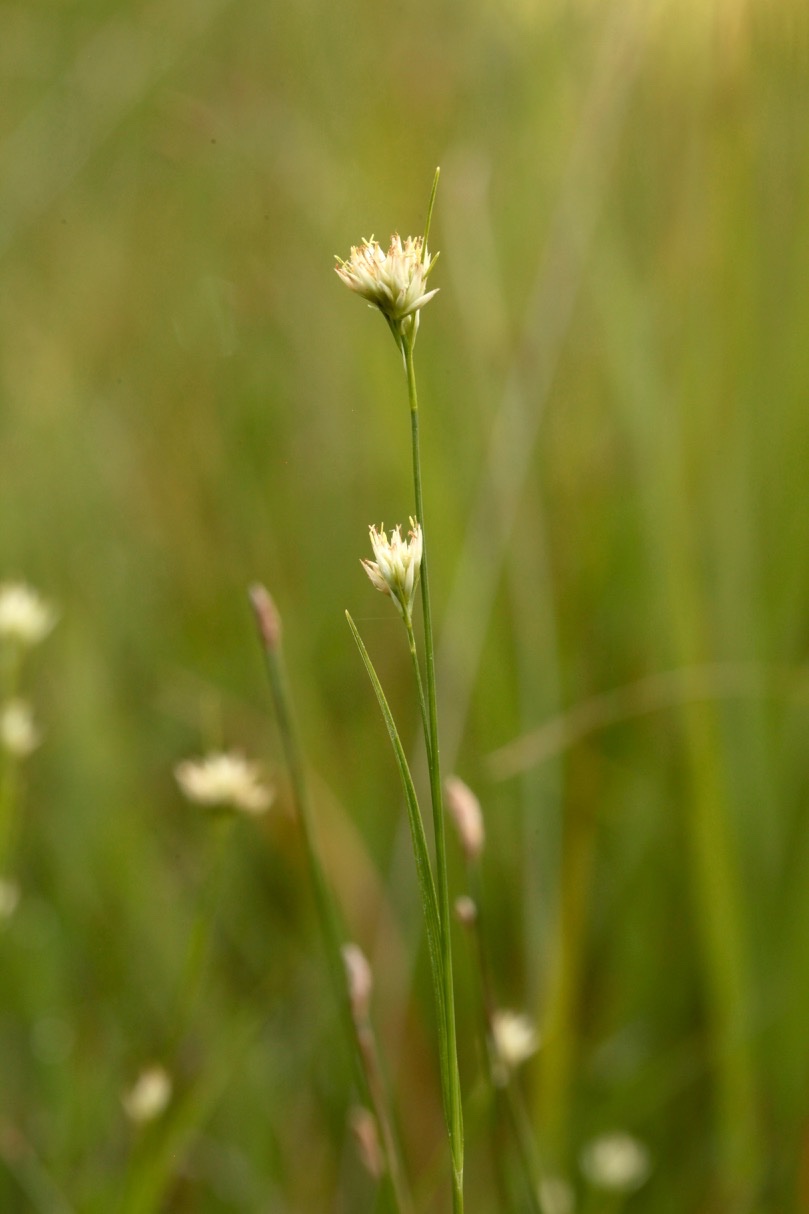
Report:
339,170,465,1214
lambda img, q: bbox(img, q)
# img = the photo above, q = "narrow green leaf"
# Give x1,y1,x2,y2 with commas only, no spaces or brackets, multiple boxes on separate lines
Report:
345,611,448,1091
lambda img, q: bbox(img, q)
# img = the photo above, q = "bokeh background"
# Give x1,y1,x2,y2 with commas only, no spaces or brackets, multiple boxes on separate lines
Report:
2,0,809,1209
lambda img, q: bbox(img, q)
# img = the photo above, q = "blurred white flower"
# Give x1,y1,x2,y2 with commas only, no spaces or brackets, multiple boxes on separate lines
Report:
335,234,438,331
361,519,423,619
0,582,57,648
580,1131,651,1192
491,1009,540,1080
122,1065,172,1124
454,894,477,927
175,751,273,816
0,699,41,758
445,775,485,862
0,879,20,920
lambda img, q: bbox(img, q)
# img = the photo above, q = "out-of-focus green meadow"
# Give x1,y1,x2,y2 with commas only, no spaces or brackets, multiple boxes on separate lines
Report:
2,0,809,1209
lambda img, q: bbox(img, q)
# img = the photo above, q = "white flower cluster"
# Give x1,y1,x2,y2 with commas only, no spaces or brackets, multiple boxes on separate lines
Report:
491,1009,540,1079
0,699,41,758
122,1065,172,1124
361,519,423,620
175,750,273,817
335,234,438,339
0,582,57,649
580,1131,651,1192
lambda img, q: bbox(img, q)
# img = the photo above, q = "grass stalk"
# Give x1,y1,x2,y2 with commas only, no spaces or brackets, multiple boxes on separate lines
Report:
405,616,432,767
0,649,23,875
464,864,545,1214
251,587,411,1214
403,336,464,1212
166,813,233,1058
0,754,20,877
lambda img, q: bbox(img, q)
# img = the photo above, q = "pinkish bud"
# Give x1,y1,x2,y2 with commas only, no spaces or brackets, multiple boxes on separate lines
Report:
445,775,485,862
342,942,373,1024
249,583,282,651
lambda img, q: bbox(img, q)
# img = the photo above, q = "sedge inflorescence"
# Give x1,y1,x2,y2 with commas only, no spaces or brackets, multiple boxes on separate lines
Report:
335,234,438,341
174,750,273,817
361,519,423,620
0,582,57,649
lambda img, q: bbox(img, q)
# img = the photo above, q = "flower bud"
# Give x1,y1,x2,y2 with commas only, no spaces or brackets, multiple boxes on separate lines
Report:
445,775,485,862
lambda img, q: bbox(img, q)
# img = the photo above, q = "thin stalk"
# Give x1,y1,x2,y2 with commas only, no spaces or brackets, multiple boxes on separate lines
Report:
354,1013,414,1214
403,339,464,1212
535,774,597,1170
167,814,233,1058
404,616,432,768
466,866,545,1214
250,588,345,1002
422,168,440,253
0,648,23,875
251,588,411,1214
346,610,448,1099
0,755,20,875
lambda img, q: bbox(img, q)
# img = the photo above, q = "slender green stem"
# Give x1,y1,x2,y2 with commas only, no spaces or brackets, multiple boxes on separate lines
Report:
346,610,447,1097
354,1013,414,1214
251,593,345,995
0,647,23,875
466,865,544,1214
422,168,440,253
403,339,464,1212
404,616,432,767
167,814,233,1057
251,589,410,1214
0,755,20,876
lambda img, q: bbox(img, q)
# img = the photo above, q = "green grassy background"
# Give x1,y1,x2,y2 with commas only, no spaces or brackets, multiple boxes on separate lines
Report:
2,0,809,1209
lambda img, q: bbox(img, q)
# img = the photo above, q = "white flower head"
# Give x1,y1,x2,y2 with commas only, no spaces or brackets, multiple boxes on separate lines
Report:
0,699,41,758
175,750,273,817
454,894,478,927
580,1131,651,1192
361,518,423,619
491,1009,540,1081
335,234,438,341
122,1066,172,1124
0,582,57,649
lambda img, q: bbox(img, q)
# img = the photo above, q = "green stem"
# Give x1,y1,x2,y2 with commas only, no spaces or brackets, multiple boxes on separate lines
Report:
403,339,464,1212
535,767,598,1170
0,755,20,876
404,616,432,767
466,865,544,1214
251,589,410,1214
167,815,233,1057
252,594,345,996
0,650,23,875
